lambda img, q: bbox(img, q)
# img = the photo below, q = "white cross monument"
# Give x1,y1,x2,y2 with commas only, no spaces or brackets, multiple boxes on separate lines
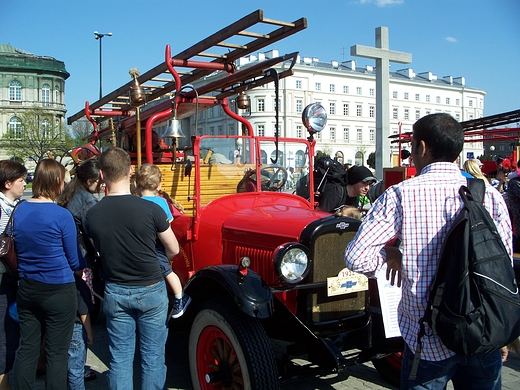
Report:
351,27,412,179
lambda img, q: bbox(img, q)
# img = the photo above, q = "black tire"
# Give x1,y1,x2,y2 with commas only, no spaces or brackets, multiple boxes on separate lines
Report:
189,299,279,390
372,353,402,388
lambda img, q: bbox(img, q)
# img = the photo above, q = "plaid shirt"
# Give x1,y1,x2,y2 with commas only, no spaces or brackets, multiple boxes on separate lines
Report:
345,162,513,361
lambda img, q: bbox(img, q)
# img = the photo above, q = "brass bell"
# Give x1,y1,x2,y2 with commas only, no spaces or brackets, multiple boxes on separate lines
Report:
236,91,250,110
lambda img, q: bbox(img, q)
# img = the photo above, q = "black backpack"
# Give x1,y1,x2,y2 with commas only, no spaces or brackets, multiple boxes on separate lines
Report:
295,155,346,200
412,178,520,376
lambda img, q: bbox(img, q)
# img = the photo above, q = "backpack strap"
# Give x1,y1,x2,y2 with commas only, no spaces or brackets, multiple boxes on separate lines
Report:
466,178,486,204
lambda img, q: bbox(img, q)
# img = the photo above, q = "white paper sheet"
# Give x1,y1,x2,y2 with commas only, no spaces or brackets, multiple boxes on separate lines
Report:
376,263,402,338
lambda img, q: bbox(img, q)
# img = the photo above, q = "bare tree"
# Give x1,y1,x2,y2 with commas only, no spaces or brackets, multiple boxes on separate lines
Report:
1,108,74,164
69,118,94,145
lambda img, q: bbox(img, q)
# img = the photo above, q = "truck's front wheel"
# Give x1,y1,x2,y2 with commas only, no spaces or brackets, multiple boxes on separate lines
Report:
189,299,279,390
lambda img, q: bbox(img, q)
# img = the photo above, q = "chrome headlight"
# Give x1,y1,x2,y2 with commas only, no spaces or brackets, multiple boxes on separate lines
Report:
274,243,309,284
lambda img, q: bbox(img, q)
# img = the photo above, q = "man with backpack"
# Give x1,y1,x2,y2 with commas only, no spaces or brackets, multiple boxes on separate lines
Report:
344,113,516,389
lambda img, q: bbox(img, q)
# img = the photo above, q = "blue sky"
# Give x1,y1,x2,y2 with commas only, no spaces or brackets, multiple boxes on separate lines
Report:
2,0,519,121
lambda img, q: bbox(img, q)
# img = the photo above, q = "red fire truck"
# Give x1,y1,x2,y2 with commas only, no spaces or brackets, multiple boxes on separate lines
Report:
68,10,402,389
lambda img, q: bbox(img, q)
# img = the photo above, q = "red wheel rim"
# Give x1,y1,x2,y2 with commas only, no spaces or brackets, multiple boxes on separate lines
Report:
196,325,244,389
384,352,403,371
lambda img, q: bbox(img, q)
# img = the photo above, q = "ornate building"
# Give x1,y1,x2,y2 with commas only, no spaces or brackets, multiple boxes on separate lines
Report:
0,44,69,161
188,50,485,168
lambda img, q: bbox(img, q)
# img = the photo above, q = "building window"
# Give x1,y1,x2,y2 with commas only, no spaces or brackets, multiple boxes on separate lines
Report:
343,85,349,94
436,96,441,104
55,86,61,103
228,124,234,135
469,100,473,107
393,107,398,119
456,98,460,105
404,92,409,100
369,128,375,141
329,102,336,115
425,110,431,115
426,95,430,103
274,98,281,112
42,84,51,106
316,131,321,140
296,125,303,138
356,87,362,95
416,109,421,120
446,97,450,105
296,80,302,89
356,104,362,117
218,126,224,135
257,124,265,136
369,88,375,96
393,91,398,99
330,127,335,140
369,105,375,118
210,126,215,135
8,116,22,138
343,128,349,141
41,119,51,138
296,99,302,113
455,113,460,121
329,84,335,93
257,98,265,112
343,103,349,116
315,82,321,91
415,93,420,101
404,109,409,120
9,80,22,101
356,128,362,142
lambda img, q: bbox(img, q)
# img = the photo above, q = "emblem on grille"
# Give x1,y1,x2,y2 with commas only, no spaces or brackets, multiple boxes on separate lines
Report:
336,222,350,230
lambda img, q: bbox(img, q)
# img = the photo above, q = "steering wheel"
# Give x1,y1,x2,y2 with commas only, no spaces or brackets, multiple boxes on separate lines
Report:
237,165,288,192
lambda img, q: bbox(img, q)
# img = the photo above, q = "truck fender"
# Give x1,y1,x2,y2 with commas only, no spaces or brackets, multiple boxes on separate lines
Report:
184,265,273,319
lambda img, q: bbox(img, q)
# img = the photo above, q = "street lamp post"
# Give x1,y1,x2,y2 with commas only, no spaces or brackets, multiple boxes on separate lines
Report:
94,31,112,99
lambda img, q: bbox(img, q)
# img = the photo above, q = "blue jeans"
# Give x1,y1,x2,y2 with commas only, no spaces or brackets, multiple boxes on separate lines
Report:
103,281,168,390
68,322,86,390
401,344,502,389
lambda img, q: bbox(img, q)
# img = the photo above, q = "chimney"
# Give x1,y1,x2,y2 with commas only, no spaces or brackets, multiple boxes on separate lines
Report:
263,49,279,59
312,57,319,63
303,57,312,65
418,71,437,81
331,60,339,68
343,60,356,71
366,65,373,72
397,68,415,79
257,52,265,61
453,76,466,86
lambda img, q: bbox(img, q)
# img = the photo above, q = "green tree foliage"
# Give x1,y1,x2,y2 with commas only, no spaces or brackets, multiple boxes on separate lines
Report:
1,108,75,164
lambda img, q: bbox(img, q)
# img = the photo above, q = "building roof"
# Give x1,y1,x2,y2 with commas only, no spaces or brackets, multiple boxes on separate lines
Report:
0,43,69,79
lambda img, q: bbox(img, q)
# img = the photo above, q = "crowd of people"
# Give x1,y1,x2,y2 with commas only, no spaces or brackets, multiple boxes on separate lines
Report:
0,147,188,390
1,113,519,390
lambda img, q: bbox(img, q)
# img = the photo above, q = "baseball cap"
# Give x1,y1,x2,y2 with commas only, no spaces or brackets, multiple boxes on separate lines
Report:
347,165,377,185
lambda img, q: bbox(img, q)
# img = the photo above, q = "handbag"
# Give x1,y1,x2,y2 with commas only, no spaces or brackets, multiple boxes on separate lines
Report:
0,200,24,276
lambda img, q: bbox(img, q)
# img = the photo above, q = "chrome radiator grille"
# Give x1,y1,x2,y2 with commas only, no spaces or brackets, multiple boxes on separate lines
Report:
309,230,367,323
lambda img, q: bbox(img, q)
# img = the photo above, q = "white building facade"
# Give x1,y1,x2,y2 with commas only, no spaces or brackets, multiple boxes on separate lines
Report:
190,50,485,169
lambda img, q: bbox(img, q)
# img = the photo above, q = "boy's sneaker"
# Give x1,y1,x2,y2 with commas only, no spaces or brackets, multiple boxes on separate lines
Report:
170,294,192,319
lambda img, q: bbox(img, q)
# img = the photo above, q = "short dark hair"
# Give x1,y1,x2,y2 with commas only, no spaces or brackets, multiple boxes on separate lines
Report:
413,113,464,162
99,147,131,183
0,160,27,192
32,159,66,200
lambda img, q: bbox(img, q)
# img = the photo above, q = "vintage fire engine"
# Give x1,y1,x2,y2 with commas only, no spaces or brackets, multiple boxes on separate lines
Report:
68,10,403,389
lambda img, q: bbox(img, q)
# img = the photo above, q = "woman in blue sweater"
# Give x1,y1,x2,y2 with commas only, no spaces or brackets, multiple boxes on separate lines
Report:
13,159,85,390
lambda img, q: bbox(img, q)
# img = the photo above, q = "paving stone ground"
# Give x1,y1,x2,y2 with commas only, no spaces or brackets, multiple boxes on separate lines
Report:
26,307,520,390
